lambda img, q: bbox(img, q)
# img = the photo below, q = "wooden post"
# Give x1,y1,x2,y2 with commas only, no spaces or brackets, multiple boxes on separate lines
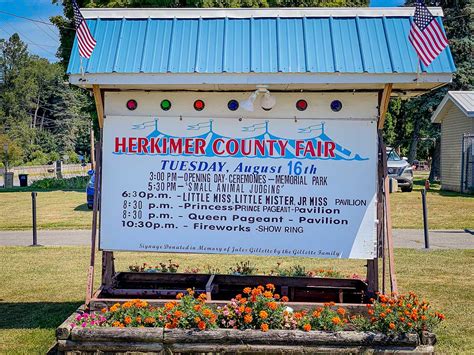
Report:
378,83,393,130
93,85,104,129
90,121,95,171
86,85,106,306
86,138,101,306
376,83,398,294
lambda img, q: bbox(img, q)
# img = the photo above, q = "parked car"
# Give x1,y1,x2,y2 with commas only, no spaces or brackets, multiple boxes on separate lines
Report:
86,170,95,209
386,148,413,192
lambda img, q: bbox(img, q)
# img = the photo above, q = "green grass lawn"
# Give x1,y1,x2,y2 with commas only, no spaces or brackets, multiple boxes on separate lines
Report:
0,190,91,230
1,174,472,230
0,247,473,353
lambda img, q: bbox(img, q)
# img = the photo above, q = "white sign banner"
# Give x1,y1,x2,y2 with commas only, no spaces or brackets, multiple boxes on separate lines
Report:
100,116,378,259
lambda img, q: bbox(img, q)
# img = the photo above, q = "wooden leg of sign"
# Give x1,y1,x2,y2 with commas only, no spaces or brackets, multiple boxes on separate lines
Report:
366,258,378,297
102,251,115,288
384,176,398,294
86,139,102,306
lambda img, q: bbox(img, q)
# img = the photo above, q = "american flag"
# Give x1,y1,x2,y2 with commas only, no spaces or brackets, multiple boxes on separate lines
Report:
408,0,448,67
72,0,96,59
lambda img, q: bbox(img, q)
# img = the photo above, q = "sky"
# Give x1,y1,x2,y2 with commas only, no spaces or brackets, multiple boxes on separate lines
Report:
0,0,405,63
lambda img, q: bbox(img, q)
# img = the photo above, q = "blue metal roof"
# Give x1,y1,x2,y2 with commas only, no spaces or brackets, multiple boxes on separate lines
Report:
67,16,455,75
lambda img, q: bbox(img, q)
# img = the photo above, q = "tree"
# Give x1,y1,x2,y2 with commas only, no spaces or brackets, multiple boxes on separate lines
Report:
383,0,473,181
0,134,23,171
0,32,95,166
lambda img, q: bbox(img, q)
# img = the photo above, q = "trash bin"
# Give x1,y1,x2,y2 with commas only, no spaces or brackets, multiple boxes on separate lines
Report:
19,174,28,187
4,172,14,188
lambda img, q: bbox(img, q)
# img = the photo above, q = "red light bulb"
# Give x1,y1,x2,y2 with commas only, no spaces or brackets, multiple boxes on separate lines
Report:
296,99,308,111
194,100,205,111
126,99,137,111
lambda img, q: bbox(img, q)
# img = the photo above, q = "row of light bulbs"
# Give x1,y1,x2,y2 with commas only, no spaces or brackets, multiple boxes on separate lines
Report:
126,91,343,113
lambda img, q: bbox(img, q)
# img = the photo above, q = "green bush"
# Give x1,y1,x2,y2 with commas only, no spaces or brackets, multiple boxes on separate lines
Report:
30,176,89,190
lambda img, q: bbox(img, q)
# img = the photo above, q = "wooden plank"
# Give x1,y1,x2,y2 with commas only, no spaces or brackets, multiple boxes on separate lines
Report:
384,174,398,294
378,83,393,130
92,84,104,128
85,138,102,306
162,329,419,346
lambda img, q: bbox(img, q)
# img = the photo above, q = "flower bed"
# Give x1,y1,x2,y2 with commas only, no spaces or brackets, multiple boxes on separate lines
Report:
53,287,443,354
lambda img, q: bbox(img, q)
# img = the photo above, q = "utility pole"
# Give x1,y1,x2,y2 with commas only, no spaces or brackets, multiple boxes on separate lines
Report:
90,121,95,171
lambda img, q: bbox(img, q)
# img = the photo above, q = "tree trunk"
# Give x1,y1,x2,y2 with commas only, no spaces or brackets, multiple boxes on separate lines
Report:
429,137,441,182
40,112,45,130
32,94,40,129
408,118,421,164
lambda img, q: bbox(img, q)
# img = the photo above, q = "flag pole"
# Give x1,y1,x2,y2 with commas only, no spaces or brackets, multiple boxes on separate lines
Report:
416,59,421,84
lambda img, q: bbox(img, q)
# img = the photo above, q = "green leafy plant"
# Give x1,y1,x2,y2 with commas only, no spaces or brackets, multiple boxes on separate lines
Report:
30,176,89,190
229,260,257,275
128,260,179,273
351,292,445,336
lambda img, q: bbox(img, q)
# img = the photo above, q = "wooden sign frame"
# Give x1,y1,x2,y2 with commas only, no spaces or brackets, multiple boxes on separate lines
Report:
85,84,397,308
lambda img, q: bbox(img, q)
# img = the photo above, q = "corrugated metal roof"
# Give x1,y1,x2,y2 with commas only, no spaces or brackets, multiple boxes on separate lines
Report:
449,92,474,116
67,14,455,75
431,91,474,122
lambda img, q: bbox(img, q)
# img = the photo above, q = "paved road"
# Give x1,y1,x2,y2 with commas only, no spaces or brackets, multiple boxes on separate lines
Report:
0,229,472,249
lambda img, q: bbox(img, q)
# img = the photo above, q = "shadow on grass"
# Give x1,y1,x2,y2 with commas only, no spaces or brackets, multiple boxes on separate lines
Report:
412,178,474,198
74,203,92,212
0,302,82,329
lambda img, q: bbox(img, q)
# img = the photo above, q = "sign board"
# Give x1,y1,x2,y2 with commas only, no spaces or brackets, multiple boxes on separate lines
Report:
100,110,378,259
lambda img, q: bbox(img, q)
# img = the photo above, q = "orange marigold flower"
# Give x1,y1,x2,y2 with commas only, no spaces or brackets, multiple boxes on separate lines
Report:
407,322,413,327
268,302,278,310
101,308,107,313
337,307,346,316
239,298,247,304
399,317,405,322
312,311,321,318
245,307,252,314
263,291,273,298
165,302,175,310
389,322,396,330
176,292,184,299
136,316,142,323
244,315,253,324
112,321,121,327
198,293,207,302
368,309,374,315
174,310,183,318
124,316,132,325
243,287,252,294
193,304,201,311
202,309,213,318
257,285,265,291
198,321,206,330
260,323,269,332
421,315,427,321
259,311,268,319
122,301,132,309
238,305,245,313
274,294,280,300
194,316,201,323
266,283,275,291
332,317,341,325
187,288,195,296
380,312,386,318
144,317,156,324
235,294,242,300
436,312,445,320
303,323,311,332
281,296,289,302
